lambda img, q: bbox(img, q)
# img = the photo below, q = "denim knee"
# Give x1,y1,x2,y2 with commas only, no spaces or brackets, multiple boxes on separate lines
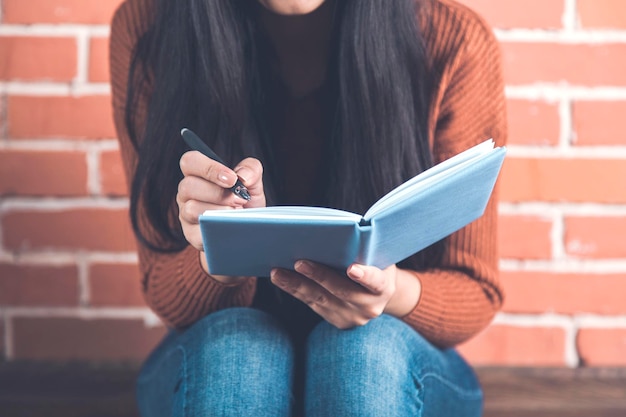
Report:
307,314,418,369
137,307,295,417
180,307,292,355
304,315,483,417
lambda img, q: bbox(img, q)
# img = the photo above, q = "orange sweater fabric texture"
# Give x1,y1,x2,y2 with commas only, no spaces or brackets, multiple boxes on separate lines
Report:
109,0,508,348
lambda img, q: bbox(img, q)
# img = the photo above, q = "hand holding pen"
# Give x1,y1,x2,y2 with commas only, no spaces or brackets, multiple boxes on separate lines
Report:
181,128,251,201
176,127,266,255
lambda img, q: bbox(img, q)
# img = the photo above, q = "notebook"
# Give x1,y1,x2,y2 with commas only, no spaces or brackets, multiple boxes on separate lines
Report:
199,139,506,276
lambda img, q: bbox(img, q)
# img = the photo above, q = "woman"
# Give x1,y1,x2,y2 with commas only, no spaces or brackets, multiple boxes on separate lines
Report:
109,0,506,415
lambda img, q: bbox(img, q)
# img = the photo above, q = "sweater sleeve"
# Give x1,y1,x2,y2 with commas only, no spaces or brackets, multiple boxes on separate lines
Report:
109,0,256,329
401,2,507,347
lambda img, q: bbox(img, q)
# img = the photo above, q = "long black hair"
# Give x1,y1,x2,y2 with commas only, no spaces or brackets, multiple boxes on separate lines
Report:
126,0,445,268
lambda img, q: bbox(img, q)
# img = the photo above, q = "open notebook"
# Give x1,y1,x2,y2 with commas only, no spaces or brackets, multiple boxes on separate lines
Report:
199,139,506,276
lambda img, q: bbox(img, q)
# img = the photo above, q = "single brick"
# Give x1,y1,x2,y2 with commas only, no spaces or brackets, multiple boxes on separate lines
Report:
498,215,553,260
458,325,567,366
8,95,116,140
0,263,79,307
565,217,626,259
2,208,136,252
500,158,626,204
502,43,626,86
578,0,626,29
0,150,88,197
457,0,563,29
573,101,626,146
577,328,626,366
3,0,124,25
501,271,626,315
0,37,77,82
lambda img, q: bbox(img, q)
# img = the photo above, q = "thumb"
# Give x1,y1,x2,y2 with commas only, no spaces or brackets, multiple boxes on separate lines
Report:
233,157,265,208
347,264,387,294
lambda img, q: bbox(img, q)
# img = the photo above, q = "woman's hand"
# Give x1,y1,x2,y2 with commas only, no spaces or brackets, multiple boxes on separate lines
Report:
270,261,422,329
177,150,265,281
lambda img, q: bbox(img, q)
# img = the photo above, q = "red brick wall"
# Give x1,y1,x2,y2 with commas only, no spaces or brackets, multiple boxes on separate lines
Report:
455,0,626,367
1,0,625,366
0,0,165,361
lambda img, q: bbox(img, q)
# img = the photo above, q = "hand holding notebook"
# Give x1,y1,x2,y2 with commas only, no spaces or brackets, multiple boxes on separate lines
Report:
198,139,506,277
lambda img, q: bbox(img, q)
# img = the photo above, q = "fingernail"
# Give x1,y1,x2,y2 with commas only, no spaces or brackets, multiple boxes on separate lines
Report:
295,260,312,275
234,167,251,183
271,269,284,285
348,265,365,280
218,171,233,185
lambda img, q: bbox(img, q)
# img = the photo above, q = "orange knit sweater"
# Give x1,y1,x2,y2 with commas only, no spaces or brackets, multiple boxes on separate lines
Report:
109,0,507,348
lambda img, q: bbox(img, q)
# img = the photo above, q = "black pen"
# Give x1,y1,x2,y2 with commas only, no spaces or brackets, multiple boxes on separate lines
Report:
181,128,251,201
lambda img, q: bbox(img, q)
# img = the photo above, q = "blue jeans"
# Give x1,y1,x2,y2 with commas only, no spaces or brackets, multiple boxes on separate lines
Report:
136,307,482,417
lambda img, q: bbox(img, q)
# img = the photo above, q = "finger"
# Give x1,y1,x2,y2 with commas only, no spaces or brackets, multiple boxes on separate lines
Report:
179,199,234,225
182,225,204,252
177,175,234,204
180,151,238,188
270,268,306,294
271,268,372,330
233,157,263,187
296,261,388,320
233,158,266,207
294,260,362,301
346,264,390,295
271,268,338,311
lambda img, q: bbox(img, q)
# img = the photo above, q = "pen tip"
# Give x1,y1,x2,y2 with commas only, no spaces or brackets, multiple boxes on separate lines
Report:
181,128,188,136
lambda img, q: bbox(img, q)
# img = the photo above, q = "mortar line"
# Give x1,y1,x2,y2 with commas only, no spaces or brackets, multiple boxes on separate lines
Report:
77,254,91,307
495,29,626,43
4,314,13,361
506,85,626,101
0,251,138,264
86,147,102,196
0,25,111,36
564,323,580,368
0,138,119,151
563,0,579,31
499,259,626,273
3,306,157,319
551,211,566,260
559,97,573,148
73,29,90,86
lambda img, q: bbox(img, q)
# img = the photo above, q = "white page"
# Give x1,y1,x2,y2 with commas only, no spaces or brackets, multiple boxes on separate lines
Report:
364,139,494,219
201,206,362,222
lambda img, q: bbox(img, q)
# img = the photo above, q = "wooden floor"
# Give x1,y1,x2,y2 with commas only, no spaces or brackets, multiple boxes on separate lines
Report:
478,367,626,417
1,362,625,417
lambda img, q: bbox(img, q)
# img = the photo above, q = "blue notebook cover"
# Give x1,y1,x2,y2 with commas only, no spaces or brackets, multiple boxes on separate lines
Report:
199,140,506,277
